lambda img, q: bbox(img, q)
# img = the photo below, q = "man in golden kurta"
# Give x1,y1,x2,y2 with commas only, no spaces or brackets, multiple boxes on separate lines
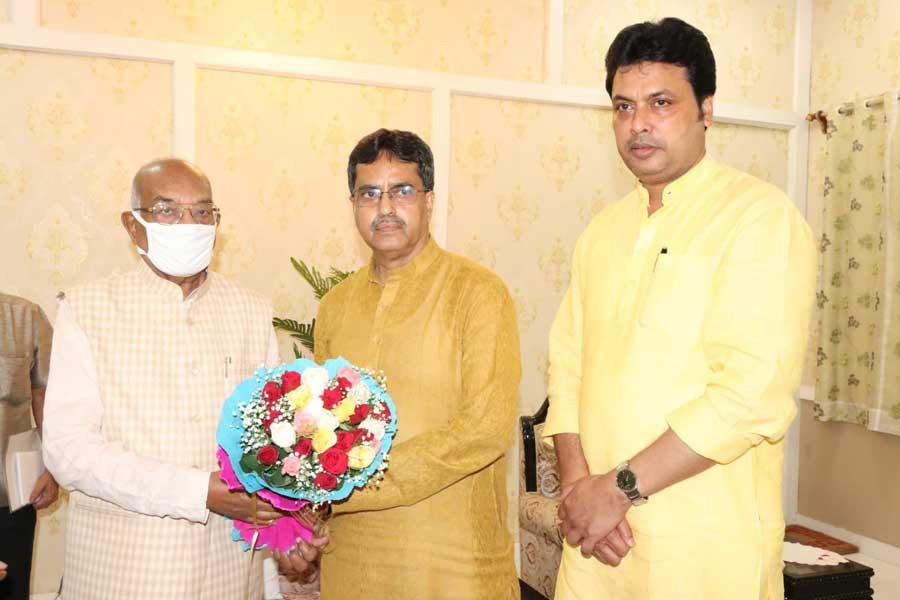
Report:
545,18,817,600
314,129,521,599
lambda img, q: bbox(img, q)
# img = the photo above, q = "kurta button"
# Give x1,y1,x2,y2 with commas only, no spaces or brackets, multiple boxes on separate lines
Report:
186,318,194,326
191,366,200,375
191,415,201,423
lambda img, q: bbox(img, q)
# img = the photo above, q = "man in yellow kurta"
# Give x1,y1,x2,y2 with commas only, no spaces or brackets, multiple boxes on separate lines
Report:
545,18,816,600
314,129,521,599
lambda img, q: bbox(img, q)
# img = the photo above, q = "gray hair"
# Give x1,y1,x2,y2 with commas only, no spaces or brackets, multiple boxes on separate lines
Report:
130,176,142,209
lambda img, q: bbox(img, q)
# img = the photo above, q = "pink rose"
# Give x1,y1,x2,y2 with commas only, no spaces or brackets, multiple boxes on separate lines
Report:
281,454,302,476
293,412,317,436
336,366,361,386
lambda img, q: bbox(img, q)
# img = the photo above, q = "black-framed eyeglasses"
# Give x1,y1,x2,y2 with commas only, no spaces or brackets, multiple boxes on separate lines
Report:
351,184,429,206
136,201,221,225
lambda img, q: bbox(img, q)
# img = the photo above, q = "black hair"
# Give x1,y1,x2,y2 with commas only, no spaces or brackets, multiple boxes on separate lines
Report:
605,17,716,107
347,129,434,192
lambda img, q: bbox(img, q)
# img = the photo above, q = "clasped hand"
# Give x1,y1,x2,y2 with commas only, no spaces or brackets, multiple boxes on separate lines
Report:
557,472,635,567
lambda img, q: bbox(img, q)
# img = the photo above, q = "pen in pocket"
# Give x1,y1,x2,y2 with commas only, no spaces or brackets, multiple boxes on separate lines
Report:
652,247,668,272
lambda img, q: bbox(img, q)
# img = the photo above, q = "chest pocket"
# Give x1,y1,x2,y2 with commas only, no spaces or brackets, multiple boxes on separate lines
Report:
639,254,712,337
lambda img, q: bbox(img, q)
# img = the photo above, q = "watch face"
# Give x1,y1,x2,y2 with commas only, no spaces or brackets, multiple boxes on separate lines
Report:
616,469,636,491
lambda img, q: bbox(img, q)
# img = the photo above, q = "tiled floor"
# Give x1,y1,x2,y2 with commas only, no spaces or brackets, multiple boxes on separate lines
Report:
847,553,900,599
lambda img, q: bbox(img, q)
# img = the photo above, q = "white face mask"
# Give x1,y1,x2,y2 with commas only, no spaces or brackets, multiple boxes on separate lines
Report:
132,211,217,277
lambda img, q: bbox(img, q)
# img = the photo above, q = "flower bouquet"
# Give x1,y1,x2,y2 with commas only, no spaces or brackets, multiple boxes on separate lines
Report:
216,356,396,552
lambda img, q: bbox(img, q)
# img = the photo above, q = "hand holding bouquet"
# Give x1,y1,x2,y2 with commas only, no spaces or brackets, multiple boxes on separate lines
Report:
216,356,397,551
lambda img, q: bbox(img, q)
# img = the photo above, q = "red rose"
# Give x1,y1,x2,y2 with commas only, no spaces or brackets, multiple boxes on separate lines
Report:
257,445,278,466
262,409,282,432
349,404,370,425
335,431,355,452
336,377,352,390
281,371,302,394
313,472,337,490
293,438,312,457
262,381,282,404
322,388,344,409
375,402,392,422
319,447,349,475
354,428,373,443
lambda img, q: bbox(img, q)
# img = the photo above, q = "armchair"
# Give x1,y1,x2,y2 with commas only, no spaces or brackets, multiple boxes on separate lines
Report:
518,399,563,599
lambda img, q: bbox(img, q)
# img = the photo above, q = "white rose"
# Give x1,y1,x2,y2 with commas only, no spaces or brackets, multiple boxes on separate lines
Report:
299,394,325,419
359,417,386,441
348,381,371,405
316,411,340,433
270,421,297,449
302,367,330,397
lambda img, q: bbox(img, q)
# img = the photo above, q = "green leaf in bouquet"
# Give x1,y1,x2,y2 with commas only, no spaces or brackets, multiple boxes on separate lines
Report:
267,470,292,488
240,452,262,474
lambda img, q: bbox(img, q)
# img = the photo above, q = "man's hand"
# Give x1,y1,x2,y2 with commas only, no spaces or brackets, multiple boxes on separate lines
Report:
589,519,634,567
273,535,329,583
29,471,59,510
0,560,7,582
206,471,282,523
558,472,633,562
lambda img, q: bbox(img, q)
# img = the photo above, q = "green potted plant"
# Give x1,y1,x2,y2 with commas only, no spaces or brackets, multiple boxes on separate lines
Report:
273,258,351,357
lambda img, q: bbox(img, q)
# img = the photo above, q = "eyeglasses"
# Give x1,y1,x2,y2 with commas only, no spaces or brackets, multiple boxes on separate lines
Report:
136,201,221,225
351,184,429,206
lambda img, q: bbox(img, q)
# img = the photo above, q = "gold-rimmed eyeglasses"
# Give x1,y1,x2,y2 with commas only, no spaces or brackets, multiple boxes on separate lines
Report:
351,184,429,206
135,201,221,225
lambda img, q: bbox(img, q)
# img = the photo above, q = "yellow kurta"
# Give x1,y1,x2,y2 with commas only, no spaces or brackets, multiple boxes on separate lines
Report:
544,156,816,600
314,239,521,600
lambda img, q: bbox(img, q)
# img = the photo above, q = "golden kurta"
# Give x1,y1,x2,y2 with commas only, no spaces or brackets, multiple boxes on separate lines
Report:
314,239,521,600
544,157,817,600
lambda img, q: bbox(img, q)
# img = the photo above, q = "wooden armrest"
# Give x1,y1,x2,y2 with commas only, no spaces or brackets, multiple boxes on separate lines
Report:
521,398,549,493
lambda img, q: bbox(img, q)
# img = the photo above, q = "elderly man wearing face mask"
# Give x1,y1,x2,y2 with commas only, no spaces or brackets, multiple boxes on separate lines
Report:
42,159,325,600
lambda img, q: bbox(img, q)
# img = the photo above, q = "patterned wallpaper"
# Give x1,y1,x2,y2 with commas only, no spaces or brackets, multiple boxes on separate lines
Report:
40,0,546,81
564,0,796,111
0,49,172,593
195,68,432,359
0,50,171,312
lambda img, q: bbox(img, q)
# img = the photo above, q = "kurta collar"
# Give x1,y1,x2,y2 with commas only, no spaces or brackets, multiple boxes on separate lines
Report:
635,153,718,210
135,258,213,303
366,236,442,285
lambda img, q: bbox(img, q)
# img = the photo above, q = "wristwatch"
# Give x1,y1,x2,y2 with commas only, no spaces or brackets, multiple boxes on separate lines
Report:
615,461,648,506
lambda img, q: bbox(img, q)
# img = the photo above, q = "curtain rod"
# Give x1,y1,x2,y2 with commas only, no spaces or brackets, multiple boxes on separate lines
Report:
835,92,900,115
806,92,900,132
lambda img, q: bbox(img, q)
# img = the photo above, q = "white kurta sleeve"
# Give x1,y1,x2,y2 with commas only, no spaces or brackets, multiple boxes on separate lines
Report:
42,300,211,523
266,328,280,368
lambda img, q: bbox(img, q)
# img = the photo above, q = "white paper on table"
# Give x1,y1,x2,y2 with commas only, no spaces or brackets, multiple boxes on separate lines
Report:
3,428,45,512
783,541,849,566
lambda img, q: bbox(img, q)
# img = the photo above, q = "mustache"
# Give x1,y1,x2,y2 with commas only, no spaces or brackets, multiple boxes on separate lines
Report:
371,215,405,231
627,134,665,149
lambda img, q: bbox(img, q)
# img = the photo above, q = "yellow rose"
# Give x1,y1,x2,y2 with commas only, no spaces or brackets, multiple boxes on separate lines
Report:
312,428,337,453
333,398,355,423
347,445,377,470
286,385,311,411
